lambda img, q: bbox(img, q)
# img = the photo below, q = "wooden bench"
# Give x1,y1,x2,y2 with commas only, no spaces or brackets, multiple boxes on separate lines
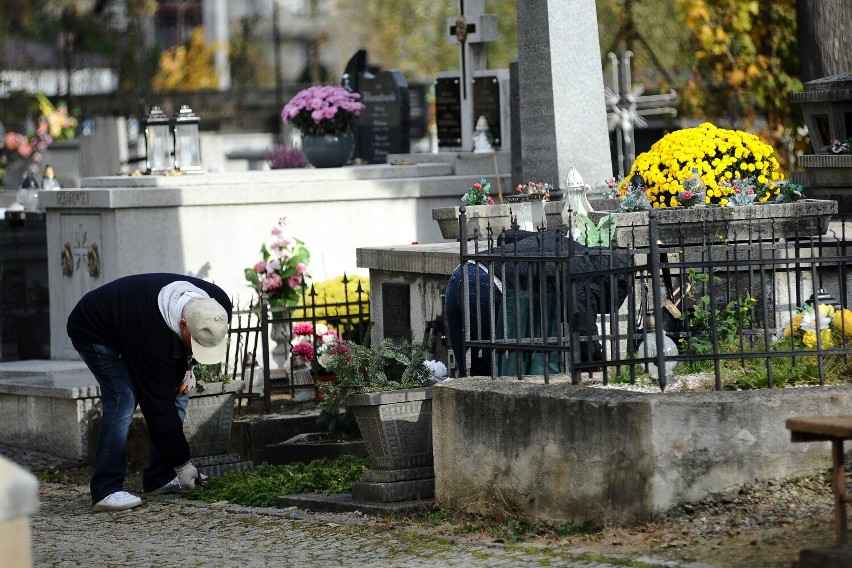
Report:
786,415,852,547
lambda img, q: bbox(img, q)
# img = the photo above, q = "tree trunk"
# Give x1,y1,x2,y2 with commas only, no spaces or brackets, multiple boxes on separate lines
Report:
796,0,852,82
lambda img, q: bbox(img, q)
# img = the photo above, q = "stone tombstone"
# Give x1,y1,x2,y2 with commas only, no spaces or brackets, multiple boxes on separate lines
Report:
436,70,510,152
381,283,411,341
357,69,411,164
435,72,463,149
79,116,130,179
472,69,510,151
516,0,612,186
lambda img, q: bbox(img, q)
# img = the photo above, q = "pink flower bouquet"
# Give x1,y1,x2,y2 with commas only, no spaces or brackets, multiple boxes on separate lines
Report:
245,217,311,307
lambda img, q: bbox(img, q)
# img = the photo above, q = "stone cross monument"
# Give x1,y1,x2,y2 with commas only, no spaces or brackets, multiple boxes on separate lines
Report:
516,0,613,187
446,0,498,152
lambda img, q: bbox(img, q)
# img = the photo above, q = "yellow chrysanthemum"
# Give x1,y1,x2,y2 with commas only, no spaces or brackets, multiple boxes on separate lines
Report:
832,309,852,337
621,123,781,207
802,329,834,349
783,313,804,338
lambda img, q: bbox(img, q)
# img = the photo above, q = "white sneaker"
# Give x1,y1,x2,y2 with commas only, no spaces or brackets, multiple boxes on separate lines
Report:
144,476,181,496
92,491,142,512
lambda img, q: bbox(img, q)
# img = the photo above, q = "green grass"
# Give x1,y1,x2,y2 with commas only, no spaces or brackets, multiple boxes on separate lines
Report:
191,456,372,507
720,353,852,389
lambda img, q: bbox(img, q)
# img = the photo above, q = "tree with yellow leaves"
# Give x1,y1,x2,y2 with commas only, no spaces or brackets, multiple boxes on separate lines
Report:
152,27,221,92
673,0,802,170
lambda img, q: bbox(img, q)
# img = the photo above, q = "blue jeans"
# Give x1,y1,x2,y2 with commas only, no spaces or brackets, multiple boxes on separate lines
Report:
73,341,188,503
444,264,502,376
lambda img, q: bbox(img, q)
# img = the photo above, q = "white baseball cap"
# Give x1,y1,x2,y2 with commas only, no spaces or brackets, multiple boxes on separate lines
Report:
183,298,229,364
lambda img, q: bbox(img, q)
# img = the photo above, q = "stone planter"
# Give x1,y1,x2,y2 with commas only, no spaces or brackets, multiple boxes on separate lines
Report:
185,380,244,457
344,386,434,502
433,201,565,240
587,199,838,247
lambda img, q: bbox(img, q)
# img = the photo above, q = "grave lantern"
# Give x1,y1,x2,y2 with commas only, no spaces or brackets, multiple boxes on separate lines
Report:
143,106,172,174
562,166,594,217
172,105,203,173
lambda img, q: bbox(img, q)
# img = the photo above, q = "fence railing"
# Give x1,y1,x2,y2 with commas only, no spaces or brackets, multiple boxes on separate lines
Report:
223,274,370,412
457,206,852,390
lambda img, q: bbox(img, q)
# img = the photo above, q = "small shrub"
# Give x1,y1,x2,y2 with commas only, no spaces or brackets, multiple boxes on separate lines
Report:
266,143,307,169
193,363,229,392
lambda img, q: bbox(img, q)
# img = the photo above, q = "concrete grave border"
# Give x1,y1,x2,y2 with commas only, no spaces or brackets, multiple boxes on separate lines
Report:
433,378,852,524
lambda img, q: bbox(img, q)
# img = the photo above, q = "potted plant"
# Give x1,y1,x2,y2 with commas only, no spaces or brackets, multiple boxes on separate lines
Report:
318,335,447,502
281,84,365,168
289,321,342,402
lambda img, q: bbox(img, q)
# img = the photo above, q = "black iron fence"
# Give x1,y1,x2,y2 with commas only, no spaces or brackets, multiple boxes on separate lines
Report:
456,205,852,390
222,275,370,412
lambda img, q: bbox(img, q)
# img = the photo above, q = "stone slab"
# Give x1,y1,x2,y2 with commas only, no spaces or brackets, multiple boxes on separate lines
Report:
193,453,243,467
356,242,460,275
276,492,436,516
351,477,435,503
75,163,456,189
0,360,90,379
0,373,99,399
197,461,254,479
799,546,852,568
264,435,368,466
230,412,323,465
193,454,254,479
361,466,434,483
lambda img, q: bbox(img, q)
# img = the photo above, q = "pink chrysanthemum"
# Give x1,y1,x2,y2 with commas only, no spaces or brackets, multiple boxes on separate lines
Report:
293,322,314,336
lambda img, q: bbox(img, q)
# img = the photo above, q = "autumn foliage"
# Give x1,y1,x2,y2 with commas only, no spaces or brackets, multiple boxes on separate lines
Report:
152,27,221,92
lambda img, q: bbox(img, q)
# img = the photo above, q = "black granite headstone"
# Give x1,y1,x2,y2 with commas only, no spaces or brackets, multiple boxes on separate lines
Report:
382,283,411,340
435,76,463,149
356,70,410,164
472,74,502,148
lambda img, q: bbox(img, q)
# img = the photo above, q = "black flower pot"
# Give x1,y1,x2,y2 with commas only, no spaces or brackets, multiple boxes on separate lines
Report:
301,132,355,168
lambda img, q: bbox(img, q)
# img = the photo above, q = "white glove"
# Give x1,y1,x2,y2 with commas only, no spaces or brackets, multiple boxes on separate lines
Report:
179,368,196,395
175,461,207,489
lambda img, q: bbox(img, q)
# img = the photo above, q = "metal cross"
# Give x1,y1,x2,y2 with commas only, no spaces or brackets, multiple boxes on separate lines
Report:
605,52,678,177
446,0,497,151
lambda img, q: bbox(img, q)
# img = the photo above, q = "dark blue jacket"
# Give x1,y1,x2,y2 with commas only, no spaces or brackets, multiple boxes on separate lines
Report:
67,273,232,467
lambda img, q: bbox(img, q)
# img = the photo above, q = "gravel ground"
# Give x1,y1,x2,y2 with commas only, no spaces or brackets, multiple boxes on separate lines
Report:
3,443,706,568
2,438,842,568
